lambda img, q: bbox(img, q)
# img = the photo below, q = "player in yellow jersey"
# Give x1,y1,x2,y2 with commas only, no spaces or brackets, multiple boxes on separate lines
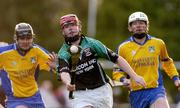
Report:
0,42,9,108
113,12,180,108
0,23,57,108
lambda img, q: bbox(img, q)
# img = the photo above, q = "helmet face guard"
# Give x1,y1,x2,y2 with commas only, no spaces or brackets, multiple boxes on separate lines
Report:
16,29,32,37
60,14,79,29
59,14,82,43
14,23,34,39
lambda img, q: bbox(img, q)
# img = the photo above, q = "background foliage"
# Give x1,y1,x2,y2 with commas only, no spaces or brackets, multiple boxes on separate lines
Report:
0,0,180,104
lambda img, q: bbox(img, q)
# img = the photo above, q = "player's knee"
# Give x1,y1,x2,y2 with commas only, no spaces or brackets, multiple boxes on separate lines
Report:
0,104,4,108
150,97,169,108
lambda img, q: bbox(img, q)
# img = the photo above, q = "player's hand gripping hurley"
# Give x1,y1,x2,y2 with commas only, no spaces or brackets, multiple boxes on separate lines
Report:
69,45,81,99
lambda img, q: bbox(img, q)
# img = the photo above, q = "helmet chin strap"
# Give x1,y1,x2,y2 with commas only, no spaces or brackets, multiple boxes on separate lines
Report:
64,34,81,44
133,33,147,39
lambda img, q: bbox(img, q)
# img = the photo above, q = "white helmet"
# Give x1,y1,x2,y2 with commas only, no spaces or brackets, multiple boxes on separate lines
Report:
14,23,35,39
128,12,149,25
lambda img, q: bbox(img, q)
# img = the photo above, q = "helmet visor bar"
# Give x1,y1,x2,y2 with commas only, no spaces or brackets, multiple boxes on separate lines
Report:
16,30,32,37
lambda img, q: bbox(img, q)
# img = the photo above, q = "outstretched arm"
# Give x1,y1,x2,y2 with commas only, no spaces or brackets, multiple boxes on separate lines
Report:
116,56,147,87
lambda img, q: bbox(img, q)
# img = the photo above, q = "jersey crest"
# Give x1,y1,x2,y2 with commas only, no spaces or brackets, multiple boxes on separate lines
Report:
31,57,36,64
148,46,155,53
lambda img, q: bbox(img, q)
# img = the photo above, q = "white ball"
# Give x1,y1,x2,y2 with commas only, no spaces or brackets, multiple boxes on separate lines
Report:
70,45,79,53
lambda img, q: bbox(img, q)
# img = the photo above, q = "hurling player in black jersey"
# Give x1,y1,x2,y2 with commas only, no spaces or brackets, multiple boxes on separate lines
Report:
57,14,147,108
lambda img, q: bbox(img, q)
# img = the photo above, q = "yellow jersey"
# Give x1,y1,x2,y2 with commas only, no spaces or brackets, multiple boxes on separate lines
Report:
113,35,179,91
0,43,50,97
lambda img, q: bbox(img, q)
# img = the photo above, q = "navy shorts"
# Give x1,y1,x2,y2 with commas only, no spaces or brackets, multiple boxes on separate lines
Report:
129,86,166,108
6,91,45,108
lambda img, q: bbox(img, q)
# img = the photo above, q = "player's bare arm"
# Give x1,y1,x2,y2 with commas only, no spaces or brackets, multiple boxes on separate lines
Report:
116,56,147,87
60,72,75,91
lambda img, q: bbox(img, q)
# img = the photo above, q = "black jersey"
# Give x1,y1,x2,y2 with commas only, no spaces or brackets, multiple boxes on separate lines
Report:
58,36,118,90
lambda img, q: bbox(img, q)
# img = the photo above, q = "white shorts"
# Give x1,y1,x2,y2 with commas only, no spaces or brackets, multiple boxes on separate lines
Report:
70,83,113,108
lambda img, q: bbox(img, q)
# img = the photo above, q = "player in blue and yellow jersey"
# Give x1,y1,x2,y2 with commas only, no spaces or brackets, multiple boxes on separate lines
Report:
0,23,57,108
0,42,9,108
58,14,146,108
113,12,180,108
